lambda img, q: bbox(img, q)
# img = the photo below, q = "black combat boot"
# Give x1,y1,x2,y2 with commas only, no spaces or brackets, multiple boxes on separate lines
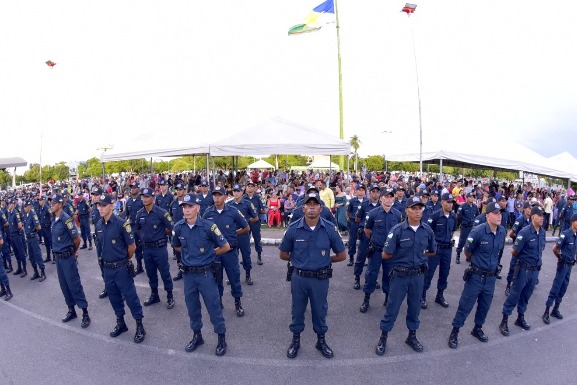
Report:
286,333,300,359
405,331,423,352
347,257,353,267
471,324,488,342
185,330,204,352
551,304,563,319
62,307,77,323
134,319,146,343
110,316,128,337
144,289,160,306
43,253,51,263
421,292,428,309
455,253,461,264
375,332,388,356
88,241,93,251
246,270,253,285
135,260,144,275
13,261,22,275
514,313,531,330
173,270,183,281
360,294,370,313
39,268,46,282
448,327,459,349
235,298,245,317
81,308,91,328
80,243,87,249
99,288,108,299
6,260,13,273
20,262,27,278
4,285,13,301
215,333,227,356
353,275,360,290
315,334,334,358
30,266,40,280
257,253,263,265
542,306,551,324
499,315,509,336
166,291,175,309
0,284,6,297
435,290,449,308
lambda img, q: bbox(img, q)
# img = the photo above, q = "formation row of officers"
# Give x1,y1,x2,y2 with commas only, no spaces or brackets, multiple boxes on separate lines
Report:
1,181,575,358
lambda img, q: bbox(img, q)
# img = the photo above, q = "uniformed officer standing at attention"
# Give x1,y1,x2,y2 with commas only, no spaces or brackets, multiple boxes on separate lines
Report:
75,193,93,250
23,200,47,282
279,192,346,359
375,196,435,355
50,193,91,328
197,181,214,218
155,180,174,211
360,188,402,313
136,187,175,309
170,183,186,281
173,193,231,356
542,213,577,325
423,193,457,309
499,205,546,336
0,207,12,273
62,193,76,219
505,201,532,295
420,191,433,223
228,184,259,285
0,232,14,300
346,185,366,266
37,196,53,263
455,193,479,264
244,181,264,265
353,185,381,290
427,190,442,214
125,183,145,274
203,186,249,317
90,186,107,298
6,199,27,277
448,202,506,348
96,194,146,343
558,195,575,233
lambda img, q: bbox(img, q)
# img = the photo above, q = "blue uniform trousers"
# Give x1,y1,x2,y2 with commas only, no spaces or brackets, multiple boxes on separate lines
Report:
238,234,252,272
10,233,27,264
456,225,473,255
249,222,262,255
380,272,424,332
56,256,88,309
452,273,496,328
0,259,9,285
143,246,173,292
353,232,370,277
546,263,573,307
506,255,519,285
27,237,45,269
363,247,391,295
290,273,329,334
348,221,359,258
216,249,242,299
183,270,226,334
133,231,143,262
1,238,11,264
40,227,52,258
424,247,452,292
79,217,91,245
104,265,143,320
502,267,539,316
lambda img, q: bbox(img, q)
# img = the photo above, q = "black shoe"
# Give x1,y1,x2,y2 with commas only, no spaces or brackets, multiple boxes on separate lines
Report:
30,271,40,281
499,316,509,336
5,262,13,273
421,294,428,310
52,259,56,264
347,258,353,267
88,244,93,250
4,285,13,301
185,331,204,352
0,285,5,297
455,255,460,264
315,334,334,358
110,318,128,337
13,267,22,275
43,256,51,263
20,268,27,278
505,284,511,297
514,314,531,330
542,307,551,324
135,264,144,275
405,331,423,352
353,276,360,290
375,332,387,356
134,320,146,343
257,254,263,265
375,282,381,289
173,271,183,281
435,291,449,308
144,292,160,306
166,292,175,309
235,299,245,317
99,289,108,299
215,334,227,356
360,297,370,313
39,269,46,282
246,272,254,286
551,306,563,319
80,244,87,249
471,326,488,342
287,333,300,359
81,313,91,328
62,308,77,323
448,328,459,349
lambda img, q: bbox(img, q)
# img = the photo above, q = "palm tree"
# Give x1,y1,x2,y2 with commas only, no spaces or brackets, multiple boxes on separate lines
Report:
349,135,361,173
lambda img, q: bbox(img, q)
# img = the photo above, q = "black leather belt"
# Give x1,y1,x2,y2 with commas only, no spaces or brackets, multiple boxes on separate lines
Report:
181,263,214,273
144,239,167,248
393,265,425,276
294,267,333,279
103,261,127,269
26,233,37,238
519,261,541,271
470,266,497,277
437,242,452,249
54,250,74,259
560,259,576,266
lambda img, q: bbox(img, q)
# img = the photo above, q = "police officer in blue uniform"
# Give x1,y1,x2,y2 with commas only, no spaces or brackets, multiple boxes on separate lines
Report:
197,181,214,218
62,193,76,219
125,183,145,274
23,200,46,282
346,185,366,266
6,199,27,277
244,181,264,265
96,193,146,343
203,186,249,317
353,185,381,290
75,193,93,250
542,213,577,325
0,206,12,273
455,193,479,264
170,183,186,281
375,196,436,355
448,202,506,348
420,191,433,223
90,186,108,298
228,184,259,285
505,201,532,295
51,193,91,328
173,193,230,356
136,187,175,309
499,206,546,336
37,196,53,263
155,180,174,211
558,196,575,232
0,232,14,300
427,190,442,214
360,188,402,313
392,186,407,214
423,193,457,309
279,192,346,359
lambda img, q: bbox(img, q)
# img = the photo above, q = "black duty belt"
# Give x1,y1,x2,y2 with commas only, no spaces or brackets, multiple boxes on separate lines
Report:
54,249,74,259
103,261,128,269
470,265,497,277
461,223,473,228
143,239,167,248
518,261,541,271
294,267,333,279
26,232,37,238
560,259,576,266
393,265,425,277
437,242,452,249
181,263,214,273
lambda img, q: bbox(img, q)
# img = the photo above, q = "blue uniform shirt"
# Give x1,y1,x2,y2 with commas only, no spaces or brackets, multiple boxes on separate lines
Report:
51,212,79,252
513,224,546,266
172,218,228,267
38,204,52,227
125,196,144,225
244,193,264,216
95,214,135,263
392,198,406,215
169,199,184,225
457,202,479,226
511,214,530,235
227,199,258,223
136,205,173,242
155,193,174,211
203,204,248,248
197,193,214,217
473,212,486,227
279,218,345,270
63,201,75,218
427,209,457,243
23,210,40,236
556,228,577,263
346,196,364,220
465,223,506,271
384,221,436,269
356,200,380,227
76,199,90,218
365,206,402,248
289,205,337,225
91,202,102,225
7,209,22,234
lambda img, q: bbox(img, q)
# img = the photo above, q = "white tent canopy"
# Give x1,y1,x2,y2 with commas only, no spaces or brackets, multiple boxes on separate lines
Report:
308,159,340,171
246,159,275,169
548,152,577,182
102,145,210,162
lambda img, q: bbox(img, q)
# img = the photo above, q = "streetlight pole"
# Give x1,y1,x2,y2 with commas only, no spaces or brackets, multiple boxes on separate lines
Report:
382,130,393,172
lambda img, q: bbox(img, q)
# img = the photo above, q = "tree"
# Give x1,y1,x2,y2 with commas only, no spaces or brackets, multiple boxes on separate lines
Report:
349,135,361,173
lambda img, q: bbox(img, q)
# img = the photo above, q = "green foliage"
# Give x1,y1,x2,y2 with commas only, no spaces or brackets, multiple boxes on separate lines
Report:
0,170,11,188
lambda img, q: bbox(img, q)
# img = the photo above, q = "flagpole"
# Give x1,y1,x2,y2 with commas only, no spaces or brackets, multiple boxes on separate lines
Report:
409,16,423,176
335,0,345,169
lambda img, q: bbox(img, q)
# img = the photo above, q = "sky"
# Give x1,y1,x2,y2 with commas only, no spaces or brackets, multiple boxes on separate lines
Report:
1,0,576,175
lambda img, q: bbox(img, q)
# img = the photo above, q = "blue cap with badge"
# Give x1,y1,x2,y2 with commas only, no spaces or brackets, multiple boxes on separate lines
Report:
141,188,154,197
180,193,199,206
406,196,425,208
212,186,226,195
98,194,114,206
304,192,321,204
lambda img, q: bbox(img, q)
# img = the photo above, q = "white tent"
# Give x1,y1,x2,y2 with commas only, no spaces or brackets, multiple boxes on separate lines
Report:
247,159,275,169
548,152,577,182
102,145,210,162
308,159,340,171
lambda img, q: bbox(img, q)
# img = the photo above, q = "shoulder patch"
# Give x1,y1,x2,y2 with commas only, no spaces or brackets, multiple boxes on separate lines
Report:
517,235,523,240
164,212,172,221
211,223,222,236
123,221,132,233
560,234,565,239
66,221,73,230
467,237,474,243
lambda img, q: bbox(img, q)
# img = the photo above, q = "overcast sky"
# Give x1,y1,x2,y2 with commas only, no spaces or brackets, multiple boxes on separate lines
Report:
1,0,575,174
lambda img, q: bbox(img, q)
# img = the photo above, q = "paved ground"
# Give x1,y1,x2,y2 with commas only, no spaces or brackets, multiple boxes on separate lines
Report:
1,227,577,385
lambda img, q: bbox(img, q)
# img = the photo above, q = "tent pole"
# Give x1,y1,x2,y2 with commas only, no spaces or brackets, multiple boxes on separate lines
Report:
440,159,443,180
212,157,216,187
